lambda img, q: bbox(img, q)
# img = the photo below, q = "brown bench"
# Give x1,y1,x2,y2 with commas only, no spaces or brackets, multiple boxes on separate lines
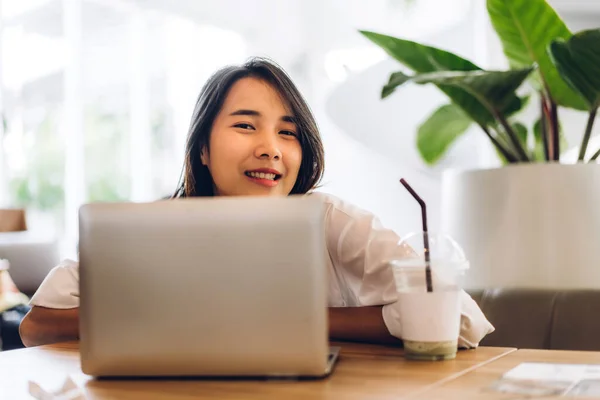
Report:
469,289,600,351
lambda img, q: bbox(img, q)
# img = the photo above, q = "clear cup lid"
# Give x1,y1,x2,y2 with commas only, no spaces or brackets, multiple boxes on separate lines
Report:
389,231,469,271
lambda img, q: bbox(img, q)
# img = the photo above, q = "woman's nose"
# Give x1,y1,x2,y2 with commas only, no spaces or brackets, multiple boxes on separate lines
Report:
254,135,282,160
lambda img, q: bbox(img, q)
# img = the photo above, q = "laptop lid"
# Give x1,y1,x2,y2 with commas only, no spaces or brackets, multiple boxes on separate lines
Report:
79,195,330,377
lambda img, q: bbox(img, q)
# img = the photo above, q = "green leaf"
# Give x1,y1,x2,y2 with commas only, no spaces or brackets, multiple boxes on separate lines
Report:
380,67,533,161
494,122,528,164
360,31,504,126
513,122,528,146
407,68,534,115
513,121,531,161
416,104,472,165
487,0,587,110
409,68,535,161
360,31,481,73
382,71,411,98
549,29,600,109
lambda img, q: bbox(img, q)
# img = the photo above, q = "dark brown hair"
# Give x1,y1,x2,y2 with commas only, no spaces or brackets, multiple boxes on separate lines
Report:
173,57,324,198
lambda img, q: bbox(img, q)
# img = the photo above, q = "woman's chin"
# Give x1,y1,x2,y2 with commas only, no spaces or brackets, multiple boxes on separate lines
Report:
245,190,287,197
223,188,287,197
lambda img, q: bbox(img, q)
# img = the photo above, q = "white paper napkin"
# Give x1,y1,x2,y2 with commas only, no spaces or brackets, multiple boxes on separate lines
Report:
28,377,86,400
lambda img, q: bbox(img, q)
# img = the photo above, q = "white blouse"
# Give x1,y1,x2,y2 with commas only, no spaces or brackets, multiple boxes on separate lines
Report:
30,192,494,348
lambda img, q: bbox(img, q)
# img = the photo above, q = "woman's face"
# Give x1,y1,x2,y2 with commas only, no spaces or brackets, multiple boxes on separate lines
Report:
201,77,303,197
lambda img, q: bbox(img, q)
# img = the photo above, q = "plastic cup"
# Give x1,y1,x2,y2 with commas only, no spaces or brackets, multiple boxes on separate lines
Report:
388,232,469,361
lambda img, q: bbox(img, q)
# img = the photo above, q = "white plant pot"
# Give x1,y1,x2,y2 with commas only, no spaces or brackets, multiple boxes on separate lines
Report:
440,163,600,290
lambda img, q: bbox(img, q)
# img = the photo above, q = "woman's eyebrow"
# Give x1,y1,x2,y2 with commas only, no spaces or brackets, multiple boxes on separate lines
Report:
229,109,260,117
229,109,296,124
281,115,296,124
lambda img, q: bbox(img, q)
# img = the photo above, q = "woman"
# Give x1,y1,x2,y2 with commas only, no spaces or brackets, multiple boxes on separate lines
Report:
19,58,494,347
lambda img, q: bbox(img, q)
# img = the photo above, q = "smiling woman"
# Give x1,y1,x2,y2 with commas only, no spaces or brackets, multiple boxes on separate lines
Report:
174,58,324,198
21,58,495,350
198,79,303,196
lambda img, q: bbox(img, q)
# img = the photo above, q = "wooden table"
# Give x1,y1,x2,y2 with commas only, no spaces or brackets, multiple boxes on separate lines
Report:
408,349,600,399
0,342,515,400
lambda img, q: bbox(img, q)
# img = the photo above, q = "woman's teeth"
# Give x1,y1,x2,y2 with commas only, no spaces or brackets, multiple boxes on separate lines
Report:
247,171,277,180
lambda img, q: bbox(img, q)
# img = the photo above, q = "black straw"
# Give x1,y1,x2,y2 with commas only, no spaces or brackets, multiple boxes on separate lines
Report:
400,178,433,292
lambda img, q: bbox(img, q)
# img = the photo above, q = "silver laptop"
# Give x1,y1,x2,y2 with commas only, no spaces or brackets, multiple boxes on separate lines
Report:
78,195,340,378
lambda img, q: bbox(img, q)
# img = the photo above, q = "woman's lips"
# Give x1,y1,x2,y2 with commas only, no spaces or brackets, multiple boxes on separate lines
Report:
244,170,282,188
245,174,280,187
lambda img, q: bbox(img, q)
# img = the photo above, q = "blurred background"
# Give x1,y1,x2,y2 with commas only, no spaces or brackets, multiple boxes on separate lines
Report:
0,0,597,260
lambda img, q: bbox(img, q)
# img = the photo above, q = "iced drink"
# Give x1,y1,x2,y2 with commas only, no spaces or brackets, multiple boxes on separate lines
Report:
388,232,468,361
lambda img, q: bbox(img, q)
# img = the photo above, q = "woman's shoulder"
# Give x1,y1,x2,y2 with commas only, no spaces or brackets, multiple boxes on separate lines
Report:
56,259,79,271
29,258,80,309
310,192,375,223
48,258,80,278
308,191,374,220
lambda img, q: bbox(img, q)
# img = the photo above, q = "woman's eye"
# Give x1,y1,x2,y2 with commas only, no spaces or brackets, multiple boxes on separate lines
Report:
280,130,298,137
234,123,255,130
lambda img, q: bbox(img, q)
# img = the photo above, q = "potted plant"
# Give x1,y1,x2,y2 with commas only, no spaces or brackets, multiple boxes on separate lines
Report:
360,0,600,289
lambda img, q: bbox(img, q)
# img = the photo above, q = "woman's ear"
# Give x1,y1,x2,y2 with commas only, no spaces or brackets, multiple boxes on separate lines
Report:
200,146,209,166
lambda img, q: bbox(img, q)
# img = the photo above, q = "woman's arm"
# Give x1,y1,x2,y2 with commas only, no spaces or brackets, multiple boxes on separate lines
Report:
328,306,402,345
20,305,398,347
20,259,81,347
318,193,494,347
19,306,79,347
